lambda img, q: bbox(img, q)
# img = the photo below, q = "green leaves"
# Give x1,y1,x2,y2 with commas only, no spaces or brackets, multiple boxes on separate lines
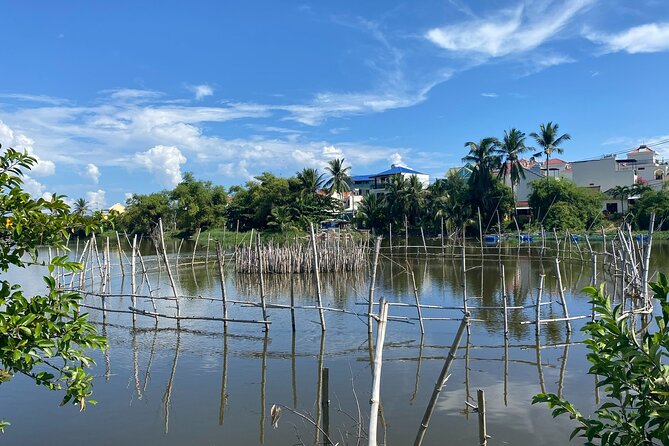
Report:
0,147,107,430
534,280,669,445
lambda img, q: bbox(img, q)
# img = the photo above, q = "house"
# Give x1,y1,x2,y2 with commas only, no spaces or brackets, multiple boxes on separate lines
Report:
368,165,429,195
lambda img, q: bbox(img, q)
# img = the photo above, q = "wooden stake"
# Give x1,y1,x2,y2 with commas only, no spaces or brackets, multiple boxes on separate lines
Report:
368,236,382,334
414,314,469,446
554,258,572,333
409,265,425,334
536,274,545,337
256,234,268,330
131,235,137,326
216,241,228,330
158,218,181,325
477,389,488,446
368,299,389,446
310,223,326,331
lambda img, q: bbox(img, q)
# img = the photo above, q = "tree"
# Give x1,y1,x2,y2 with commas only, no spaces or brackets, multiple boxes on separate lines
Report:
528,177,603,231
463,137,501,194
120,191,172,235
296,168,324,197
170,172,227,234
0,147,106,431
530,122,571,183
325,158,351,194
496,128,529,203
73,198,89,216
356,194,387,231
384,174,410,226
609,185,631,214
533,278,669,445
634,189,669,231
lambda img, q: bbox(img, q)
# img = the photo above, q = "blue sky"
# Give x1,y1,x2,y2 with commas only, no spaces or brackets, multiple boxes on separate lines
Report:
1,0,668,209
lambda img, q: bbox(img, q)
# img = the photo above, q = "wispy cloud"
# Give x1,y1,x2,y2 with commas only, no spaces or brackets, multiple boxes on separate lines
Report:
586,22,669,54
481,92,499,98
188,84,214,100
0,93,68,105
425,0,593,58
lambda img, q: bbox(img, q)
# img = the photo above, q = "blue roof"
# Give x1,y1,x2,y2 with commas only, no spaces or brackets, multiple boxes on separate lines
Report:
370,165,426,177
351,175,372,182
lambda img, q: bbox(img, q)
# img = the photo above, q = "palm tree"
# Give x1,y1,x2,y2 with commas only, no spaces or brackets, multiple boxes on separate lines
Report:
325,158,351,195
530,122,571,183
462,137,500,194
384,174,410,225
610,185,631,214
357,194,387,230
296,167,324,197
73,198,89,216
405,174,426,224
496,128,529,203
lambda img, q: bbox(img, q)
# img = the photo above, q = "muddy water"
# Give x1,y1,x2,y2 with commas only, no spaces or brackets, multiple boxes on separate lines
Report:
1,239,657,445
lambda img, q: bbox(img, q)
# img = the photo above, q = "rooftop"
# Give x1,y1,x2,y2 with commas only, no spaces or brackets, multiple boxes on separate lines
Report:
369,164,426,177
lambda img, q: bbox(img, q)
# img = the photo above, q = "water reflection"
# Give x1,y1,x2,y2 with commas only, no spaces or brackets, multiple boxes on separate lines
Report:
5,238,662,445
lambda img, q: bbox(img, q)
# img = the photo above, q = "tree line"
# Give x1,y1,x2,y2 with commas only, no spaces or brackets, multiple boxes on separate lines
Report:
72,121,669,236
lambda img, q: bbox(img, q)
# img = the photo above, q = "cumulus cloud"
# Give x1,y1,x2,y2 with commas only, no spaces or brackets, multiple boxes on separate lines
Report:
22,176,48,199
189,84,214,100
133,145,187,187
389,152,407,167
425,0,593,58
322,145,343,159
85,163,100,183
86,189,106,210
0,120,55,176
586,22,669,54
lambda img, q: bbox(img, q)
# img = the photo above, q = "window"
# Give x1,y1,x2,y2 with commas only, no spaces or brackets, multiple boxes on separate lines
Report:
655,169,664,181
606,202,618,213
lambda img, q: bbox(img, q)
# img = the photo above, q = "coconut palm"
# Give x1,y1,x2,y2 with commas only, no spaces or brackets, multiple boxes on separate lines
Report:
610,185,631,214
530,122,571,183
405,174,426,224
462,137,500,194
325,158,351,195
73,198,89,216
296,167,324,197
384,174,410,225
357,193,387,231
496,128,529,203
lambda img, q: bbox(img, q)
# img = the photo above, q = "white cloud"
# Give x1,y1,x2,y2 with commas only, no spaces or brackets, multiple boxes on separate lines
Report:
481,92,498,98
86,189,106,210
85,163,100,183
189,84,214,100
389,152,407,167
133,145,187,187
586,22,669,54
322,145,343,159
425,0,593,58
124,192,133,202
22,175,47,199
108,88,162,101
0,120,55,176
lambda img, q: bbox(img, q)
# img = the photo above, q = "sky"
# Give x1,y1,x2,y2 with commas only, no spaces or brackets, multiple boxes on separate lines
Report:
1,0,669,209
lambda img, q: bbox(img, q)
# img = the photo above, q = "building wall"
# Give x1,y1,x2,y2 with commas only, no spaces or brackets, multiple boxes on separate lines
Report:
570,157,635,192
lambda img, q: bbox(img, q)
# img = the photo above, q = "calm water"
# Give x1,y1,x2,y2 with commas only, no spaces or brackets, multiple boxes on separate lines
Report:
2,238,665,445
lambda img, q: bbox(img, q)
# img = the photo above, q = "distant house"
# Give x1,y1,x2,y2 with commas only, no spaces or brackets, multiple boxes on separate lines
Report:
108,203,126,214
368,165,429,195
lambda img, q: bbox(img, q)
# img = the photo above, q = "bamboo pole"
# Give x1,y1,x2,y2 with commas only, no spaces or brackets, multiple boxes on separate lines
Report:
477,207,483,251
501,264,508,336
256,234,268,329
368,236,382,334
290,251,296,332
477,389,488,446
409,266,425,334
219,333,228,426
131,235,137,326
368,299,389,446
420,227,428,255
414,314,469,446
216,241,228,330
192,227,201,265
158,219,181,325
310,223,326,331
554,258,572,334
116,231,125,277
536,274,545,337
